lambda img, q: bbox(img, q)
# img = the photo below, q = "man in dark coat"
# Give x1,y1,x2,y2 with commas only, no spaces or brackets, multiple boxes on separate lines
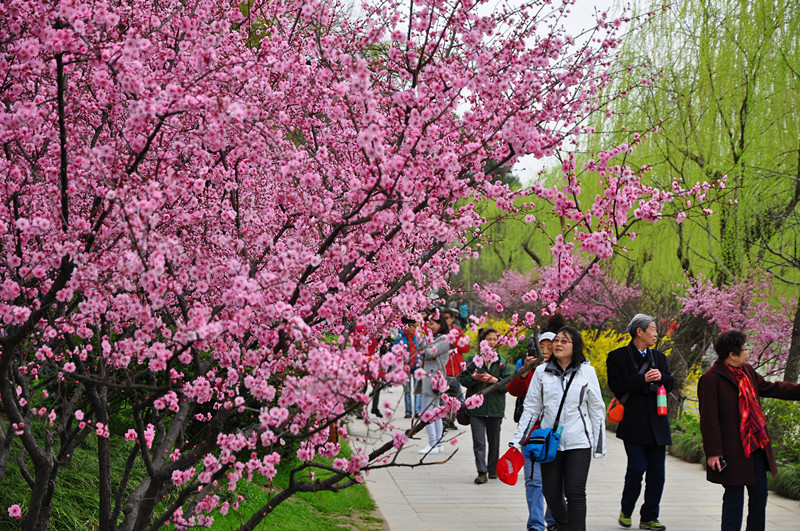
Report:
698,330,800,531
607,314,674,530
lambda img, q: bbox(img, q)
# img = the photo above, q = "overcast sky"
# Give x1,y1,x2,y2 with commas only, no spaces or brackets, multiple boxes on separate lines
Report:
512,0,624,184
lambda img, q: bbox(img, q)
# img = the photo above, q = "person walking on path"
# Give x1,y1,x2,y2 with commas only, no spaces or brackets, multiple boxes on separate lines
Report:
508,330,558,531
416,312,451,455
698,330,800,531
607,314,674,530
459,328,512,484
512,326,606,531
393,317,421,419
443,307,470,428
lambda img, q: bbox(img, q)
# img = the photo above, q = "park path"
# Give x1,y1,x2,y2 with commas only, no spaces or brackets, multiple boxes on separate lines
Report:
351,393,800,530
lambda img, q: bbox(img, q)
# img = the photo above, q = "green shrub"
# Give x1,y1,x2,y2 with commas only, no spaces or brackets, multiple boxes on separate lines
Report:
669,413,704,463
768,464,800,500
762,398,800,464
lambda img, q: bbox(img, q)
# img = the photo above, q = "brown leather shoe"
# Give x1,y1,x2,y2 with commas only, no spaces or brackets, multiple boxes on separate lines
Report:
474,473,488,484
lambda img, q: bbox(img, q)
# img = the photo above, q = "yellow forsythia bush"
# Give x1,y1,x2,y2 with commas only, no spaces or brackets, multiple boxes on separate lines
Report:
464,316,524,348
582,329,630,391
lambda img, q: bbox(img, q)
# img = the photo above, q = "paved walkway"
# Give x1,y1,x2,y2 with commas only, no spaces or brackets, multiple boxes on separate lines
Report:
351,394,800,530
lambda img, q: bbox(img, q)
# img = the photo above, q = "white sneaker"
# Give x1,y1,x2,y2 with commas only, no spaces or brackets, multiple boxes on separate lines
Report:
418,445,441,455
436,445,444,453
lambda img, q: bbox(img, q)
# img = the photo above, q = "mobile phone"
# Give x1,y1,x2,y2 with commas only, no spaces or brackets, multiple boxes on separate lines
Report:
718,458,728,472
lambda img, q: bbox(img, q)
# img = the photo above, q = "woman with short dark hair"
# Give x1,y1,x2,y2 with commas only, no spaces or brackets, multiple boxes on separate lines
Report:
698,329,800,530
459,328,512,484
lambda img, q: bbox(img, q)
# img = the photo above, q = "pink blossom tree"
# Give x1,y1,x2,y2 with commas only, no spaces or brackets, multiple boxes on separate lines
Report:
480,269,539,316
536,247,641,328
478,253,640,329
680,272,795,377
0,0,708,528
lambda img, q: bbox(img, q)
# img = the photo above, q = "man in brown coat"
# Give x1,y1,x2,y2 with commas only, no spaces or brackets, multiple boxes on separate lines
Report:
698,330,800,531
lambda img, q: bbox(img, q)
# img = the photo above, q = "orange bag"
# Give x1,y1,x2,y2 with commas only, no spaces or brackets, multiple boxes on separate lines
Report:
607,397,625,424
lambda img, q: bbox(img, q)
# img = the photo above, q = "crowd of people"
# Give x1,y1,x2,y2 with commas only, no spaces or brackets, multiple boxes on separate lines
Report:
370,307,800,531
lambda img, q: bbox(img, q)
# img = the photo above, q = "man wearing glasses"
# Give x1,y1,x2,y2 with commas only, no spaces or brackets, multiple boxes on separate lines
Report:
607,314,675,530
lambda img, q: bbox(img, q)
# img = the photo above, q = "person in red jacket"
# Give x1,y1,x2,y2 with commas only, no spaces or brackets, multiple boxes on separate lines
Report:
443,307,469,429
443,307,469,377
698,330,800,531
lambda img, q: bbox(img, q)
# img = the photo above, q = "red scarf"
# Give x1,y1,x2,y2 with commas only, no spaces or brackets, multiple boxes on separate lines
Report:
727,365,769,457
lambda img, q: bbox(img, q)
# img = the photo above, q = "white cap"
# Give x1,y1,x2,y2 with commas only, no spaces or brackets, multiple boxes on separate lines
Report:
539,331,556,343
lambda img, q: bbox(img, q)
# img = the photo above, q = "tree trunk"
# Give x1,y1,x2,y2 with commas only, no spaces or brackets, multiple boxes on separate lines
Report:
783,294,800,382
668,314,714,418
24,458,54,531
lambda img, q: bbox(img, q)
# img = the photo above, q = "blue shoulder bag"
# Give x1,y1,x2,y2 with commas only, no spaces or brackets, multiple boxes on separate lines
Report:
521,371,576,464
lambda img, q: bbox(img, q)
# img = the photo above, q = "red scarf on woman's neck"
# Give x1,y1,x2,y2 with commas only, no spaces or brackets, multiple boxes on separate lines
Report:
727,364,769,457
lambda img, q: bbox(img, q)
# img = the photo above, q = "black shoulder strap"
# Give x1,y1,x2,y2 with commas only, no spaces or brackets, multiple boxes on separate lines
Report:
516,369,576,446
619,345,651,405
553,371,577,429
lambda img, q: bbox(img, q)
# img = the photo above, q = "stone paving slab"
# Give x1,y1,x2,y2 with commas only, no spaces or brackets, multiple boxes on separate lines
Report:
352,395,800,530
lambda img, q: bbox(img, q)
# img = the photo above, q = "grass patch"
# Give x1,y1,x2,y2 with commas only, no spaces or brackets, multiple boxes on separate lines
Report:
204,444,384,530
0,431,144,530
210,478,383,530
0,421,384,530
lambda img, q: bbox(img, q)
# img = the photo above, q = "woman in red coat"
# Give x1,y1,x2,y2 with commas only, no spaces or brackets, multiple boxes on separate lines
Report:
698,330,800,531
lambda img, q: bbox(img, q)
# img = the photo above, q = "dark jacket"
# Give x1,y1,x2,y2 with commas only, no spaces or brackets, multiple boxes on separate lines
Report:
458,356,511,418
698,359,800,485
607,342,674,446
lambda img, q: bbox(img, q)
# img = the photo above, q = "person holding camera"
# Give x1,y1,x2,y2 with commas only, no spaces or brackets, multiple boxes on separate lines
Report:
459,328,512,484
698,330,800,531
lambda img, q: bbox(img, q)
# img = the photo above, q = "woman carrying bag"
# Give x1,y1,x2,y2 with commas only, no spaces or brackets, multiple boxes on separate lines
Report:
510,327,606,531
458,328,512,484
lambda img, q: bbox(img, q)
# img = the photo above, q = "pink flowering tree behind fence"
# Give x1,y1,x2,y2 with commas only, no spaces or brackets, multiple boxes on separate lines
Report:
0,0,710,529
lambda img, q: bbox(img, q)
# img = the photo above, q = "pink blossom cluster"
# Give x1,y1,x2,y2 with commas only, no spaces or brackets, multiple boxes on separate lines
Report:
680,272,794,376
480,249,640,328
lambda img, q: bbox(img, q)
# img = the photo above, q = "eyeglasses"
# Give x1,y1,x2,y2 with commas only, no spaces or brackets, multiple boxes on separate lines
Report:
553,338,572,345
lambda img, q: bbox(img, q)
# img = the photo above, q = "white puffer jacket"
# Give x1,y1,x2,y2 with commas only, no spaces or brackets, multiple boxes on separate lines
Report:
511,359,607,458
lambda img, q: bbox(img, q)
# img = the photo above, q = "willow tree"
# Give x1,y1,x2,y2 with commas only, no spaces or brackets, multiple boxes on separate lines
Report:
588,0,800,381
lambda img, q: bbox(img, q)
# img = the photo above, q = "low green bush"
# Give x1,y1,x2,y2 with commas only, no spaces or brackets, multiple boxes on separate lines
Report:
762,398,800,464
669,413,704,463
768,464,800,500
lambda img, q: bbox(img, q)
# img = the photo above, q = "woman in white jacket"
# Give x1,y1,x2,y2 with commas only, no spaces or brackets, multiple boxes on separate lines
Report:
511,326,606,531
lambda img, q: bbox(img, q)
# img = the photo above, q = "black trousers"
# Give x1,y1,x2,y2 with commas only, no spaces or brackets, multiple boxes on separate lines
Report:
722,449,769,531
541,448,592,531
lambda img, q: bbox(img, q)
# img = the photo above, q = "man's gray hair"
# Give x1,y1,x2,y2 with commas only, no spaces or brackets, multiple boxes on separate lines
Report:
627,313,655,338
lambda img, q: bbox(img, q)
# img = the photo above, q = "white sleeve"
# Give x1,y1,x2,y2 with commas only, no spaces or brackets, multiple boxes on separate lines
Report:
584,365,607,457
510,366,544,448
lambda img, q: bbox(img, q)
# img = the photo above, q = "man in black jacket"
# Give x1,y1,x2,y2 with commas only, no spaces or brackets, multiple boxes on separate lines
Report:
607,314,674,531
